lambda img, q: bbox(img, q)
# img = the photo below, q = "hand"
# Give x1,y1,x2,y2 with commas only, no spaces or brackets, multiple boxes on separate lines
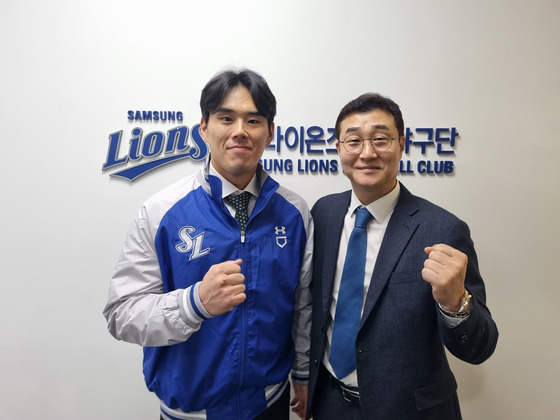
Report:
422,244,467,311
290,383,308,420
198,259,246,316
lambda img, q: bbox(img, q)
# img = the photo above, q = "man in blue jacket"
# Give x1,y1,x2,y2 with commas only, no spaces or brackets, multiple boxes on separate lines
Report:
104,68,313,420
307,93,498,419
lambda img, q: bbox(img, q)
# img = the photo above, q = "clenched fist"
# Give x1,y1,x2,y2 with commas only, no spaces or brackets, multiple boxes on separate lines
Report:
422,244,467,312
198,259,247,316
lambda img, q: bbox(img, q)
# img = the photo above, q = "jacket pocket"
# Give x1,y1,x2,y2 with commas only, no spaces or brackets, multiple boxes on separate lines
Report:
389,269,423,284
414,374,458,411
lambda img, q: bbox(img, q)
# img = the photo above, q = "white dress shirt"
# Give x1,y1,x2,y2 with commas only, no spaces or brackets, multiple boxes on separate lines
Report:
324,183,401,386
209,163,259,215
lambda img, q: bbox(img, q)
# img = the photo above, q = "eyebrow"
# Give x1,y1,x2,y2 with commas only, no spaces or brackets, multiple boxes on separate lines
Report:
344,124,391,134
213,107,263,117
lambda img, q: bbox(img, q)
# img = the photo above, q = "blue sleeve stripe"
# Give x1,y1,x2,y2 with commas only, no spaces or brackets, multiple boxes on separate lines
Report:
189,284,207,321
178,286,203,329
189,282,213,321
264,380,289,406
290,373,309,383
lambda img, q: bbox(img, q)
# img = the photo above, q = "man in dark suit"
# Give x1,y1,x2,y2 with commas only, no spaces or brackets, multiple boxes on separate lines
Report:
307,93,498,420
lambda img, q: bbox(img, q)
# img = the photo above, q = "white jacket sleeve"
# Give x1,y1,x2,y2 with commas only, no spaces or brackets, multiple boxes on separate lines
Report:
103,204,203,347
290,206,314,383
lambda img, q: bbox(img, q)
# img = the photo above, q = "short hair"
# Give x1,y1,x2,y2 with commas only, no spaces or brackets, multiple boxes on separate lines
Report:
334,93,405,140
200,68,277,128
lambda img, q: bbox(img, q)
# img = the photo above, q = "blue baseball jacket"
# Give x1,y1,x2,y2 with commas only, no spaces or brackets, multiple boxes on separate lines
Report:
104,161,313,420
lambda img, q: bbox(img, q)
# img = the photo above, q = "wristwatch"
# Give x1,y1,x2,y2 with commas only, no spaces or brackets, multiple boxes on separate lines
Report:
440,290,472,319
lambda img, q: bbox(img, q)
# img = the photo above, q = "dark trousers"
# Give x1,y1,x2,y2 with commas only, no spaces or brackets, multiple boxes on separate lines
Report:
311,364,362,420
254,384,290,420
159,384,290,420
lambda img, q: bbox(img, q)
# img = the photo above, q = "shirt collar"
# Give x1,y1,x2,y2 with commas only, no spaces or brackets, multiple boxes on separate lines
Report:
350,182,401,223
209,162,260,199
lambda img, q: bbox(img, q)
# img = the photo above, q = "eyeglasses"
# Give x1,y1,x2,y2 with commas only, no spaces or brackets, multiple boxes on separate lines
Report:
339,134,396,154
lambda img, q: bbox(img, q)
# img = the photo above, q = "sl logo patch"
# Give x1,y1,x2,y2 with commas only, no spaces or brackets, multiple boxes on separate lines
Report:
275,226,287,248
176,226,210,260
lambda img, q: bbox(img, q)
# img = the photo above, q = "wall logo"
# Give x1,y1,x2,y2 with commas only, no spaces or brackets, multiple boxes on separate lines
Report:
101,110,460,181
399,127,459,175
261,125,340,175
102,110,207,181
262,125,460,176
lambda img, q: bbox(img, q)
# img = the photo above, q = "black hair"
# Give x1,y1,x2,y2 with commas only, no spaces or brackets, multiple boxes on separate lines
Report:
334,93,404,139
200,68,276,128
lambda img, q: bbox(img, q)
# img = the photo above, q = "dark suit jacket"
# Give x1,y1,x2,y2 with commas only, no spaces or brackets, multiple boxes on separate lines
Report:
307,183,498,420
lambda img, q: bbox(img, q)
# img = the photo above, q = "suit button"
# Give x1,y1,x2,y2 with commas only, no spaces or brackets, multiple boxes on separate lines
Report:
459,333,469,344
320,324,324,332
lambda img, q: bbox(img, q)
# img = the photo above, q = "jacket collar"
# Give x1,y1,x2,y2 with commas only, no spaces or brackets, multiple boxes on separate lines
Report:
197,155,278,212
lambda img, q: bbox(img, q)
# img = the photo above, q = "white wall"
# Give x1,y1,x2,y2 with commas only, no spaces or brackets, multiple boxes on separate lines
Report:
1,1,559,419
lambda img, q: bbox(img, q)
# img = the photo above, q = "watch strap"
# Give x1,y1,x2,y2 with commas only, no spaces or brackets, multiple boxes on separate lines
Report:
439,290,472,319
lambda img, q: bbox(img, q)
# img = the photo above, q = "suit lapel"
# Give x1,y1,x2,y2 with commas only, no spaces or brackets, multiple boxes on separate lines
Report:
360,185,419,328
320,191,351,314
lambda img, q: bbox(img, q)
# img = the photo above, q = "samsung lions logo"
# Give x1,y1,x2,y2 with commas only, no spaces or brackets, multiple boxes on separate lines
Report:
176,226,210,260
275,226,287,248
102,111,209,181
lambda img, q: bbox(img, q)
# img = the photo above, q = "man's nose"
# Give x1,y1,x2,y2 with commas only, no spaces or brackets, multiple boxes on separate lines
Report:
361,139,378,156
233,120,247,137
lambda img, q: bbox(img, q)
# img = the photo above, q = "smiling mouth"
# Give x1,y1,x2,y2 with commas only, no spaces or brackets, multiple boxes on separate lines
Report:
228,144,252,152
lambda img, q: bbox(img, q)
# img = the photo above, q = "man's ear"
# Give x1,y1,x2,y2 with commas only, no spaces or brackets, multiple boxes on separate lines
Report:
200,117,208,142
266,122,275,146
398,135,405,157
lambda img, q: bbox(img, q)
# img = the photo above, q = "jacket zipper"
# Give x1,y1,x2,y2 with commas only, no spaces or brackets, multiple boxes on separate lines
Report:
238,223,247,417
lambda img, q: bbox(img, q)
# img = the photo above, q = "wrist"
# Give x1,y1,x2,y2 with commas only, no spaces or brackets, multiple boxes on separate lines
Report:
440,290,464,312
439,290,472,319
